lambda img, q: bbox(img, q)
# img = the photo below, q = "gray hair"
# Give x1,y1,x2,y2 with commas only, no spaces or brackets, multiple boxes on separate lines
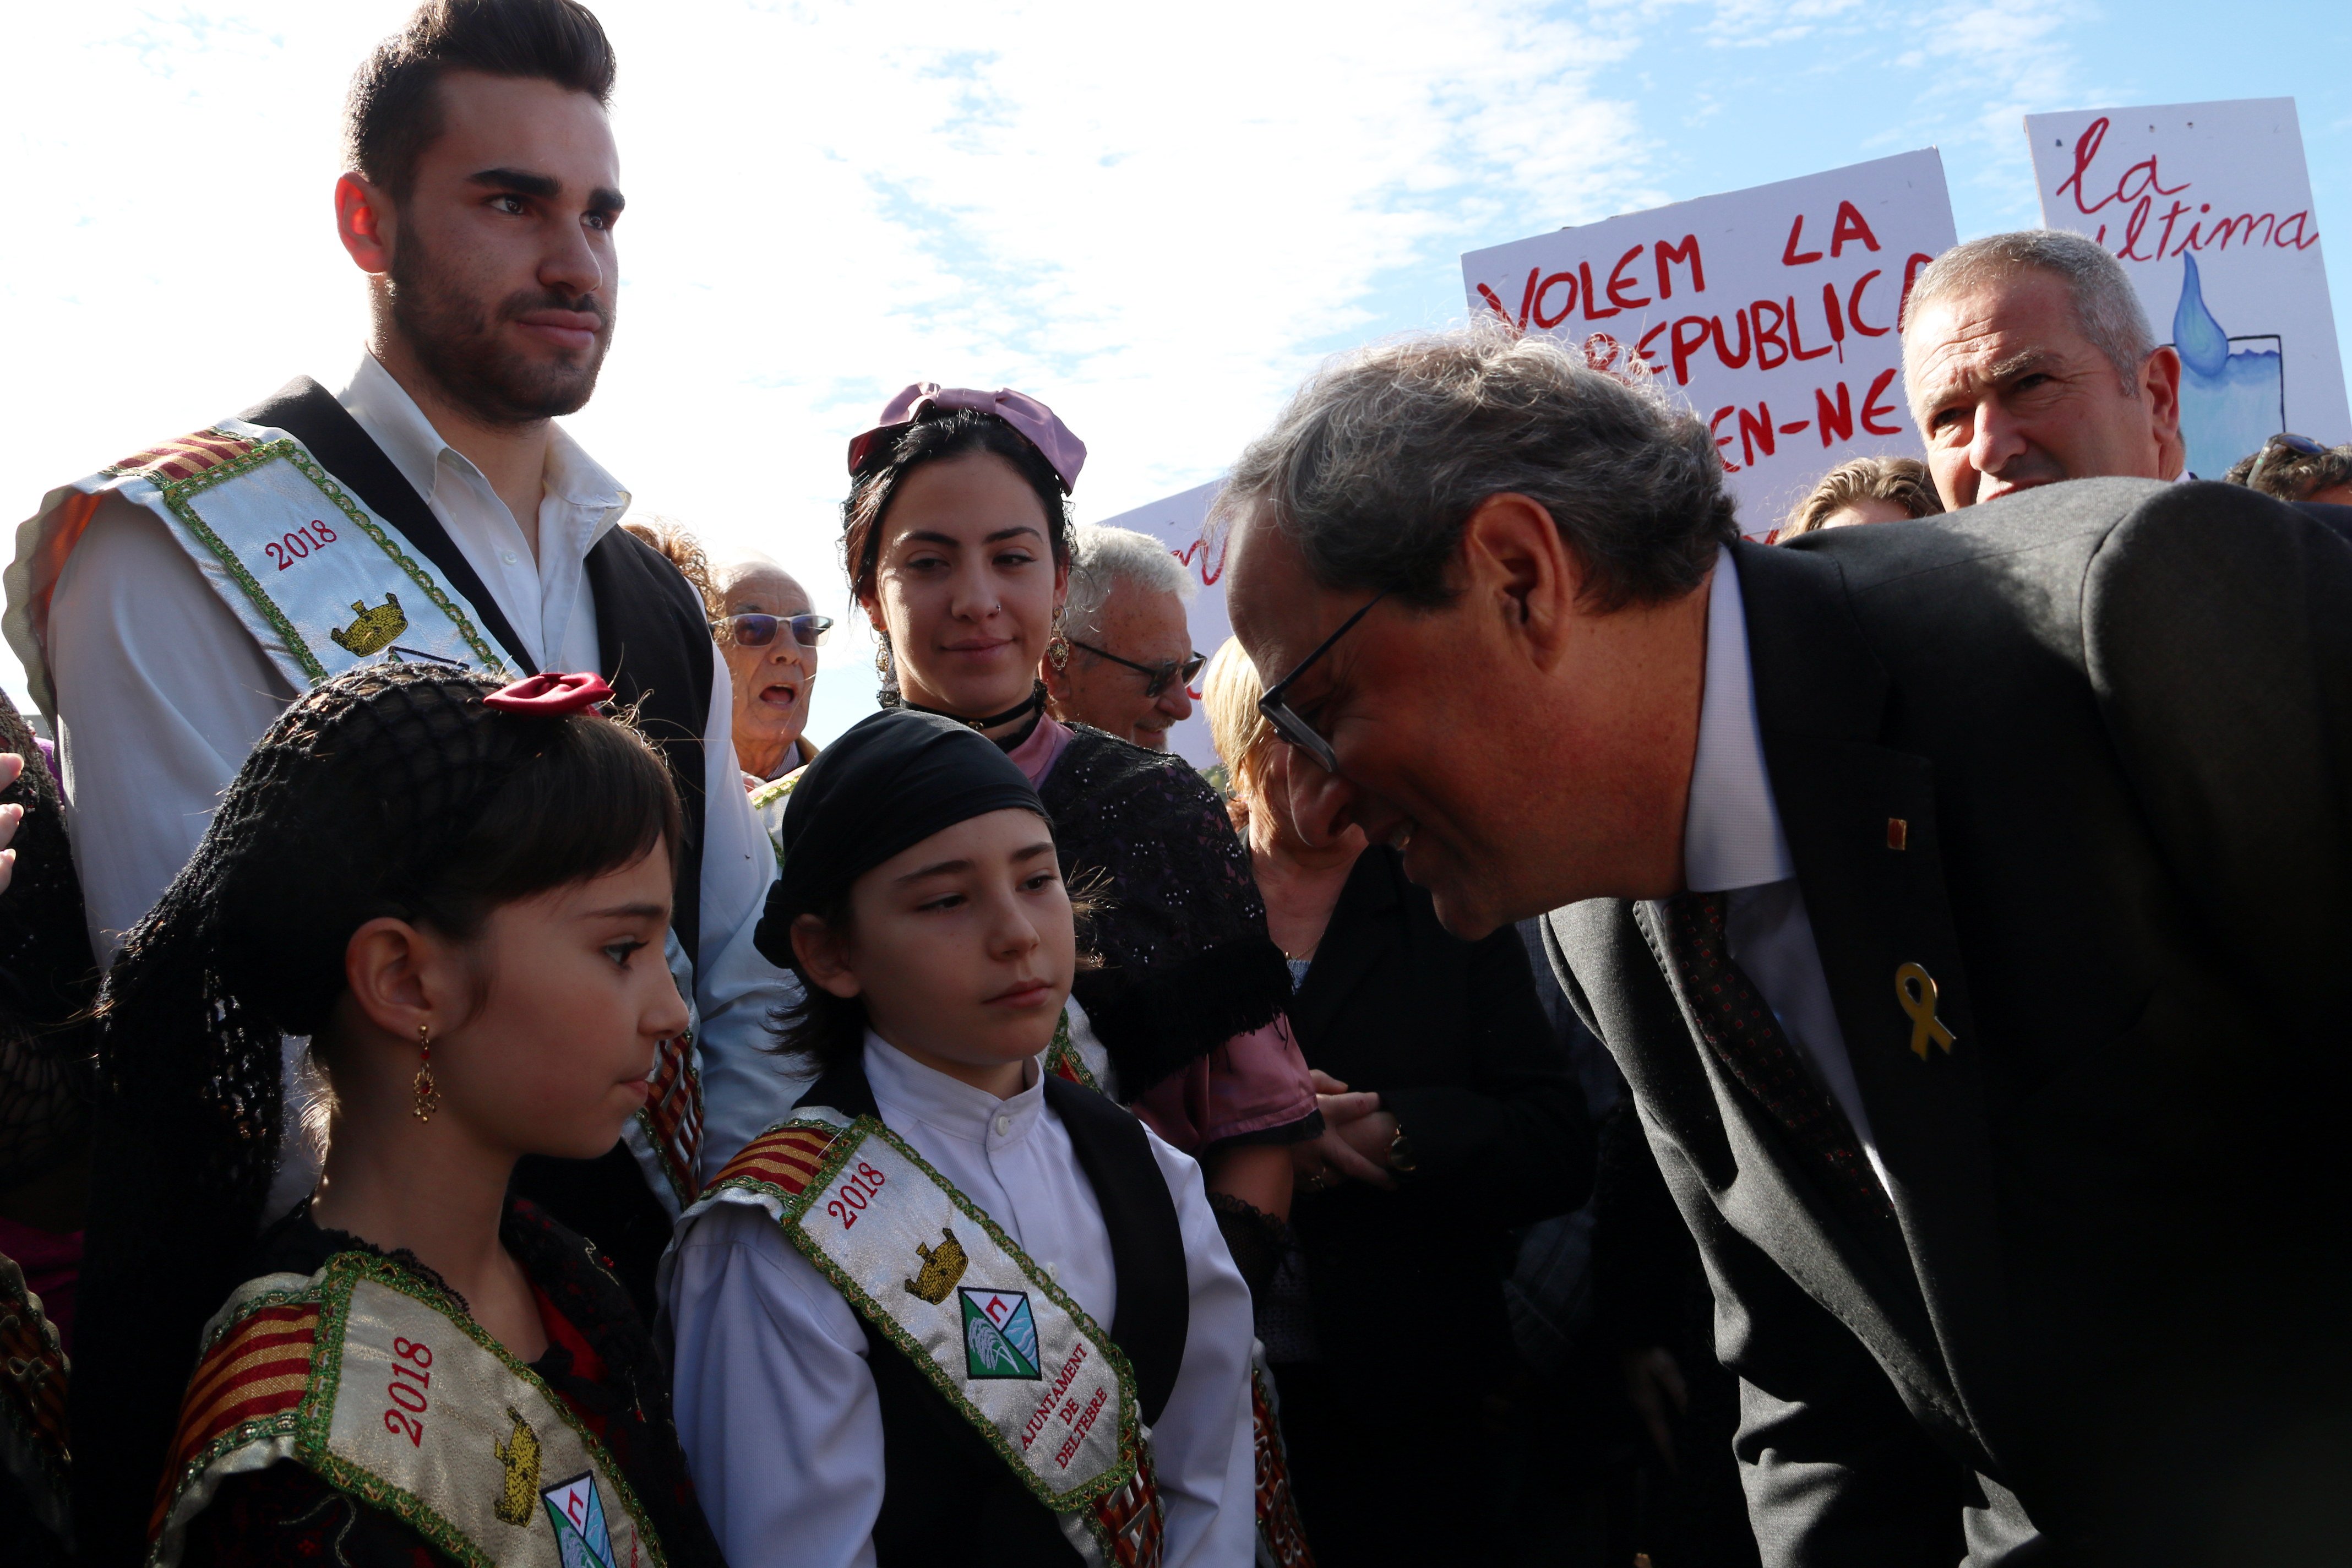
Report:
1901,230,2155,407
1214,319,1736,611
1061,523,1196,643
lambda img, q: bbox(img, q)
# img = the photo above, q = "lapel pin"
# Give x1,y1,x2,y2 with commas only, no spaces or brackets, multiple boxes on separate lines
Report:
1886,817,1909,851
1894,962,1955,1059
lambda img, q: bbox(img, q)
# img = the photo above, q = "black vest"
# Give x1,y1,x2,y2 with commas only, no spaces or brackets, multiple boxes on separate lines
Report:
238,379,716,1314
798,1059,1189,1567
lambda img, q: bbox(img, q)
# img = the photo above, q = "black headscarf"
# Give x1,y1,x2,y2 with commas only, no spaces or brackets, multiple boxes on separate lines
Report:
755,709,1050,970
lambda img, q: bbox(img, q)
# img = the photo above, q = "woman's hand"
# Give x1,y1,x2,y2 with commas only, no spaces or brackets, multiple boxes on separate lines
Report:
0,753,26,896
1292,1070,1398,1194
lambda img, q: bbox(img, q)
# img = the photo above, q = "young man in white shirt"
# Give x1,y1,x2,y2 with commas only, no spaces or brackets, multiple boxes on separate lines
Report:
8,0,804,1315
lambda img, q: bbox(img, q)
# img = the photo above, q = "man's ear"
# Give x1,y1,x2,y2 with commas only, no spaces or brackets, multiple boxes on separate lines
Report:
335,172,396,277
1457,492,1583,672
2141,344,2186,477
792,913,863,1000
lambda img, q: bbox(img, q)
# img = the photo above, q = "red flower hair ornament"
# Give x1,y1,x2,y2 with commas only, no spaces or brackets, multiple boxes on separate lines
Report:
482,671,614,715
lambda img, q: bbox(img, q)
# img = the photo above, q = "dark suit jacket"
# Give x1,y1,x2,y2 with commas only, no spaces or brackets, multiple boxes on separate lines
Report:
1543,478,2352,1567
1289,845,1594,1390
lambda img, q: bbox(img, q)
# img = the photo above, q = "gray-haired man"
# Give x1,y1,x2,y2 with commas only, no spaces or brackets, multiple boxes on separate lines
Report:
1902,229,2186,508
1224,321,2352,1566
1043,522,1202,749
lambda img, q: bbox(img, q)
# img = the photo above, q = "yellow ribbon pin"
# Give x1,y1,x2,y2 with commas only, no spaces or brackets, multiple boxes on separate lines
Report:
1894,962,1956,1060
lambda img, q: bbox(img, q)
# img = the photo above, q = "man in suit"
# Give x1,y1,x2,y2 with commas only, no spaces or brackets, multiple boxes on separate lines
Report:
1221,322,2352,1565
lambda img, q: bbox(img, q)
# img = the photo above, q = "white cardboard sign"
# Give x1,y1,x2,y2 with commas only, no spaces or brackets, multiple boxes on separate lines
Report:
1461,150,1958,533
1091,480,1227,772
2026,98,2348,478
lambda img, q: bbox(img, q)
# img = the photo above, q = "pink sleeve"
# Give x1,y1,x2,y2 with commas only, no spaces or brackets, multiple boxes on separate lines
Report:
1131,1018,1316,1153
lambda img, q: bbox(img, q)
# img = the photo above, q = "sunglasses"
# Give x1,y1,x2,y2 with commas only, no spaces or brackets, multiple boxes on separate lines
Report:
721,612,833,649
1256,591,1387,774
1068,638,1205,698
2247,432,2331,488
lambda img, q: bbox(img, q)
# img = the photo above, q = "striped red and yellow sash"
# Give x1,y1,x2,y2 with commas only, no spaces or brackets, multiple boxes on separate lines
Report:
103,428,258,487
149,1301,319,1538
700,1121,843,1202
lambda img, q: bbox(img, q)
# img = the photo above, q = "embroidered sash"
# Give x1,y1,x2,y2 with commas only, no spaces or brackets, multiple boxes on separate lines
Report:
149,1250,661,1568
688,1114,1163,1567
22,423,512,708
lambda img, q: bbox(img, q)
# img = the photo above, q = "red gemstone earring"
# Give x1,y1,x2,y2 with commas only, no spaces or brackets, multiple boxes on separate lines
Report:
412,1023,442,1122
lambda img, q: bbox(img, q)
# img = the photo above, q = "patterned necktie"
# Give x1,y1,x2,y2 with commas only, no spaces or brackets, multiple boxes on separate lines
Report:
1656,890,1896,1228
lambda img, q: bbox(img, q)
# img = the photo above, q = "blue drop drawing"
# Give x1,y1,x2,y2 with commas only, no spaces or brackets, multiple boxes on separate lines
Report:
2171,253,2230,379
2169,253,2284,480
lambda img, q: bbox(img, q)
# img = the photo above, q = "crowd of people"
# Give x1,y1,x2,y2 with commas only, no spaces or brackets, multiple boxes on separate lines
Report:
1,3,2348,1567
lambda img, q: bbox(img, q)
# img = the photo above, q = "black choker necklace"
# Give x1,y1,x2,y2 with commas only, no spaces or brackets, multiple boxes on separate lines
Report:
896,679,1047,732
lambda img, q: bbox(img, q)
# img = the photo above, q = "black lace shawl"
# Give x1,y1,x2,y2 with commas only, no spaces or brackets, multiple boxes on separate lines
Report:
0,691,96,1193
168,1200,724,1568
1039,726,1292,1096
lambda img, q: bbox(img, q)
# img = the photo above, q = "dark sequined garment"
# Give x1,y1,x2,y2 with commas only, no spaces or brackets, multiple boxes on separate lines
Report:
1038,726,1293,1097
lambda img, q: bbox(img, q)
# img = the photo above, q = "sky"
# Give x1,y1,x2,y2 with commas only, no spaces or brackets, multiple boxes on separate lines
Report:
3,0,2347,745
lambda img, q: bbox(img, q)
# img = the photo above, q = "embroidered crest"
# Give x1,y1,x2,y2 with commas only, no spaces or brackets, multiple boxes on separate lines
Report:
904,1224,969,1304
961,1287,1043,1380
541,1471,618,1568
493,1406,541,1525
331,594,409,656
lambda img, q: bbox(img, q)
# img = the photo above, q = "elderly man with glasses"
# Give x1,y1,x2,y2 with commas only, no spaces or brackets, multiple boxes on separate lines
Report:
1224,319,2352,1567
1043,522,1204,750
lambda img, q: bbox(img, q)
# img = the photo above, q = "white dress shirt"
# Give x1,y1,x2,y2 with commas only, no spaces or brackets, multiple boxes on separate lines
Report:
47,354,809,1180
665,1032,1257,1568
1683,546,1891,1195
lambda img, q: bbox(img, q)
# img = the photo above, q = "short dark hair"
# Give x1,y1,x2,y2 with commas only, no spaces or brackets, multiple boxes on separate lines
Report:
344,0,618,201
840,410,1073,604
1215,320,1738,613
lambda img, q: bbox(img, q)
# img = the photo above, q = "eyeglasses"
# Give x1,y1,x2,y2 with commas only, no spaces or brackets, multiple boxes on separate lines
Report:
1256,591,1387,774
2247,432,2331,488
1068,638,1205,698
721,612,832,649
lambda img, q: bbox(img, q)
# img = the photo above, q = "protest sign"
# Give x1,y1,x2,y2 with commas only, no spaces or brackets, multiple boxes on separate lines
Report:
2026,99,2347,479
1091,479,1227,772
1462,151,1958,533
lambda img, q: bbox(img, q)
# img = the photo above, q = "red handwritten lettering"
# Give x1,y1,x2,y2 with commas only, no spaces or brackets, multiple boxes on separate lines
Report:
1787,296,1833,362
1822,282,1847,349
1655,235,1705,300
1847,270,1888,336
1860,368,1903,435
1815,383,1854,446
1531,271,1577,330
1710,312,1752,371
1828,201,1880,258
1897,253,1934,331
1782,214,1823,267
1606,245,1651,309
1751,301,1789,371
1737,404,1777,468
1669,317,1714,385
1634,320,1669,376
1709,406,1740,473
1516,268,1539,329
1577,261,1619,320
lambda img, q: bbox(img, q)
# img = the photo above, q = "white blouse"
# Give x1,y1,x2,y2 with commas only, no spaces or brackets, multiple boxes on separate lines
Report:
665,1033,1256,1568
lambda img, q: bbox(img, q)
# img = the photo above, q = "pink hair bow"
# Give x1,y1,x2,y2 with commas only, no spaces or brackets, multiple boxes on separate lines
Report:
483,671,614,715
846,382,1087,494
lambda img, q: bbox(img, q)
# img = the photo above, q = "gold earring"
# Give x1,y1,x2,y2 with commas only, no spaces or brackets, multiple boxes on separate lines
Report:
1046,615,1070,671
412,1023,442,1122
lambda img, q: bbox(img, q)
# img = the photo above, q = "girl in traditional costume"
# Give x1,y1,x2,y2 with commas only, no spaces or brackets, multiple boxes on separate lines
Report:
666,707,1257,1567
81,665,723,1568
835,385,1326,1292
